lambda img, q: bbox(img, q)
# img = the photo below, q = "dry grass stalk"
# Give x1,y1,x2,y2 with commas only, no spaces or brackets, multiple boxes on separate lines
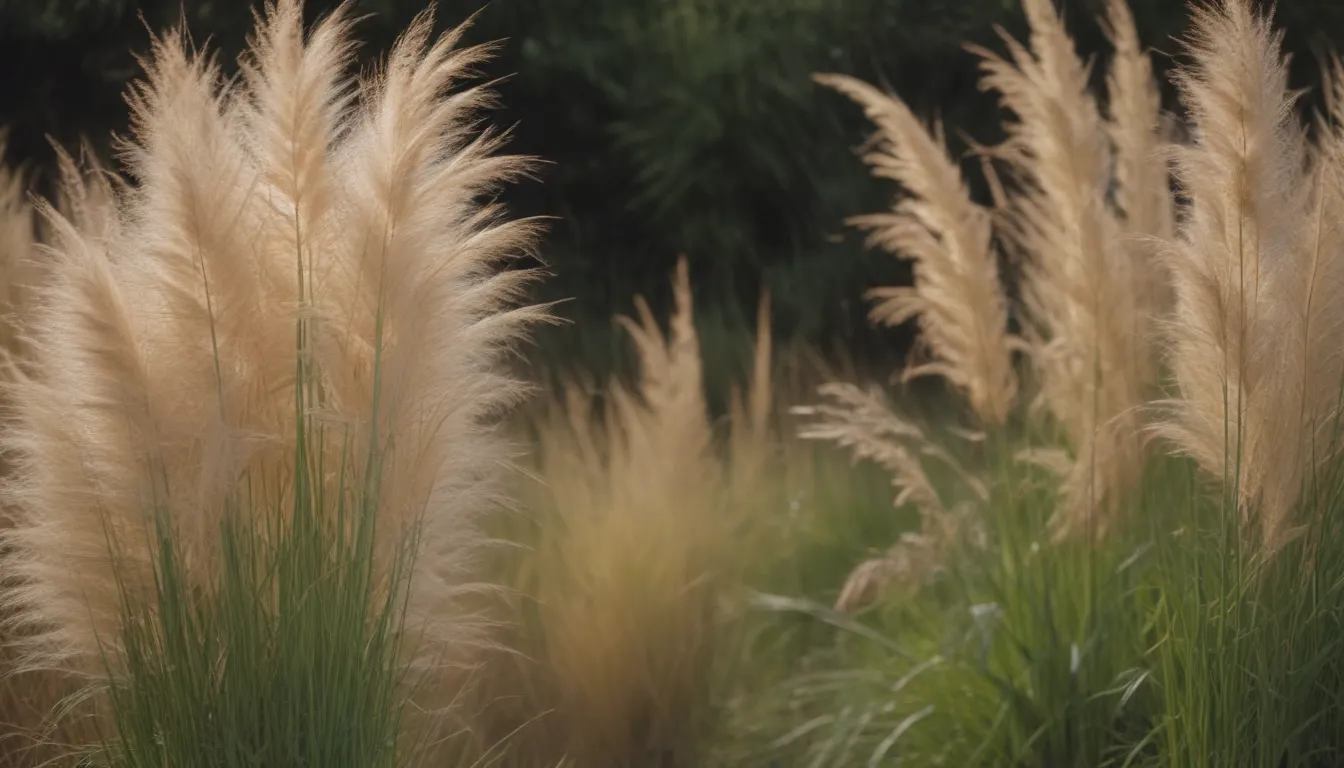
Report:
814,73,1020,429
0,0,545,710
1154,0,1344,556
972,0,1159,537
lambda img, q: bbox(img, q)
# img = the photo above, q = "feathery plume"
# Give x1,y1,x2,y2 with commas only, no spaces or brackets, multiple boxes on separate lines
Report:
972,0,1151,536
815,73,1020,428
611,256,712,477
528,256,728,764
0,146,79,768
728,287,773,489
51,142,120,243
1155,0,1344,555
794,383,985,611
0,0,545,705
1103,0,1176,312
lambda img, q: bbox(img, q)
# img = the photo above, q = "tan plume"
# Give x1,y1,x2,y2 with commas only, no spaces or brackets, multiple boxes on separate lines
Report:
815,73,1020,428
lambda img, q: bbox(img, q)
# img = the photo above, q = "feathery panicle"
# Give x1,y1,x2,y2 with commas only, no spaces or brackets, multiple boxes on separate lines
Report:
794,383,984,611
613,255,712,475
816,73,1019,428
528,256,728,764
1103,0,1176,311
973,0,1151,536
0,0,545,705
237,0,357,222
113,22,295,578
1,202,165,674
323,15,548,658
796,384,943,513
1156,0,1344,555
0,149,84,768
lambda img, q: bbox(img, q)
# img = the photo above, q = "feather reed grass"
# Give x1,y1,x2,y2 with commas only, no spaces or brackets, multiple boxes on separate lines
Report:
1143,12,1344,762
534,258,724,766
808,61,1022,613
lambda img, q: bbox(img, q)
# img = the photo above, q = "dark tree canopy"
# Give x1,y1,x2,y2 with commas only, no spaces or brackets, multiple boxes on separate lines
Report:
2,0,1342,379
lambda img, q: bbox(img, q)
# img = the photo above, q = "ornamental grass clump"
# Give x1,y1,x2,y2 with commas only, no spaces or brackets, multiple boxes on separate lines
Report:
0,2,546,764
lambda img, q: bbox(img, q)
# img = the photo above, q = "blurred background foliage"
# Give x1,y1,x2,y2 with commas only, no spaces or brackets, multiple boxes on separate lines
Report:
2,0,1343,388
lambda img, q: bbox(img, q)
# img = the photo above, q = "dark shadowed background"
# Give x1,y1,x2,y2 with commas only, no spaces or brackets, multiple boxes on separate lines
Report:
2,0,1342,390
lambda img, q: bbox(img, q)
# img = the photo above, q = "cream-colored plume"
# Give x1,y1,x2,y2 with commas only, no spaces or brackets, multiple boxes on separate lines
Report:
1103,0,1176,310
814,73,1019,428
1155,0,1344,556
0,0,546,687
973,0,1158,536
529,256,731,764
